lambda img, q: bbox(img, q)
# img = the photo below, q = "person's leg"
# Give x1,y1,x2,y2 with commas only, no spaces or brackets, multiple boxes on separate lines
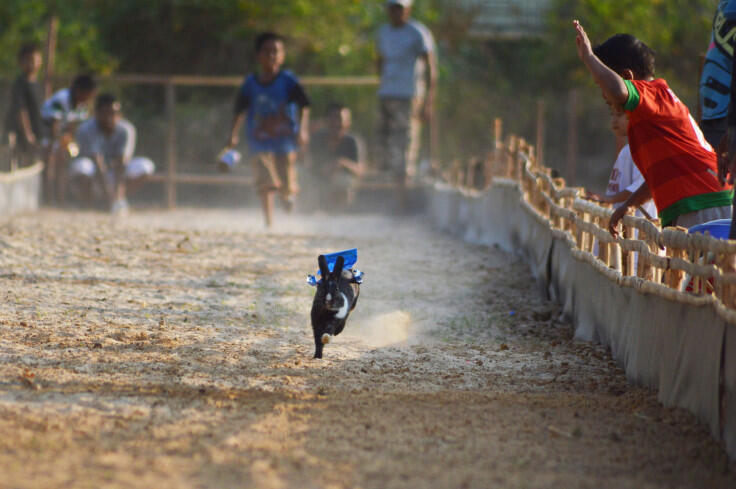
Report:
124,157,156,196
728,195,736,239
275,152,298,211
252,153,281,226
260,191,275,227
55,150,69,206
378,97,391,173
384,98,411,184
43,143,58,204
68,157,97,207
405,96,424,181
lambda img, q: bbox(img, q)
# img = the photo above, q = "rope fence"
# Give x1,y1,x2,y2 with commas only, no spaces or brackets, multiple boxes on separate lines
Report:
443,118,736,320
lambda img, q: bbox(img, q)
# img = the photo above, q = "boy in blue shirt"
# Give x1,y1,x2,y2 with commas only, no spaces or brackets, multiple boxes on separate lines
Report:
227,32,310,227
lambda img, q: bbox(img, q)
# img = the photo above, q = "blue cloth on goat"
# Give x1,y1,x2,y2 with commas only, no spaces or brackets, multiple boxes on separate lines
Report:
306,248,363,286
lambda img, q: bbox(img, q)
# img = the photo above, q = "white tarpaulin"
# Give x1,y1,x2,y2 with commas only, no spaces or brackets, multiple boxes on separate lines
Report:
427,181,736,458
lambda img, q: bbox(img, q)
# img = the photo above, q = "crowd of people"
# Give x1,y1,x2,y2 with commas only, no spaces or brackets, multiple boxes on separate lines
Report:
2,0,434,226
3,42,155,216
12,0,734,236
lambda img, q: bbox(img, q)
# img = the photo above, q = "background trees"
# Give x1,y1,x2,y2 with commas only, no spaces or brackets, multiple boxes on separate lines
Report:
0,0,720,187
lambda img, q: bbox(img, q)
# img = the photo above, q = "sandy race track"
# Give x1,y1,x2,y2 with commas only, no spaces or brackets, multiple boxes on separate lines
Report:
0,208,734,489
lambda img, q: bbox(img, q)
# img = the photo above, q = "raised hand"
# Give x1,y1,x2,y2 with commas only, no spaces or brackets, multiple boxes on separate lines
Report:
574,20,593,61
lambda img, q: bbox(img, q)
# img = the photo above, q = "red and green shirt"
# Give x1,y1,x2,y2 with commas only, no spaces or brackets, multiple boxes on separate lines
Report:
624,79,733,226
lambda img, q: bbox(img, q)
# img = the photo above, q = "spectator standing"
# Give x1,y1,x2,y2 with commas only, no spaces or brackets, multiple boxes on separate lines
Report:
700,0,736,149
4,43,44,169
310,104,366,208
227,32,311,227
376,0,437,194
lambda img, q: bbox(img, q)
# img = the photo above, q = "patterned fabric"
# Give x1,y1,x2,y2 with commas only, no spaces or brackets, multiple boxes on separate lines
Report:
41,88,89,127
700,0,736,121
234,70,309,155
379,97,422,181
624,79,733,226
307,248,363,287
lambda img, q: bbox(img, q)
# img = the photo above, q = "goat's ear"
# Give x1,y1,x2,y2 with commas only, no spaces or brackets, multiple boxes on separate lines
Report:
318,255,329,277
333,256,345,278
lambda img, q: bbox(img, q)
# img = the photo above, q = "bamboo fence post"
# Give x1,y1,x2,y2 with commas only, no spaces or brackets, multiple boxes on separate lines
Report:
43,15,59,99
623,211,636,276
536,99,545,167
566,89,579,183
165,80,177,209
506,136,517,179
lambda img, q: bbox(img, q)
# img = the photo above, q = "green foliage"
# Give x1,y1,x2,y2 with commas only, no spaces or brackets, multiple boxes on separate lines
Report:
0,0,722,183
0,0,116,76
545,0,715,105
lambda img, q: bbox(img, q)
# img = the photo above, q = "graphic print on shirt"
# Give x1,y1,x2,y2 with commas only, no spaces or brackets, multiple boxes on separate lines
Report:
700,1,736,119
252,94,294,141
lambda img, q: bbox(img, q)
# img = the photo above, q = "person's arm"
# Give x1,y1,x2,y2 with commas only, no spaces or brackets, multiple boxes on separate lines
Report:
288,81,311,147
588,190,632,204
229,88,249,148
17,109,37,145
420,50,438,121
574,20,629,107
336,136,365,177
608,182,652,236
91,153,113,202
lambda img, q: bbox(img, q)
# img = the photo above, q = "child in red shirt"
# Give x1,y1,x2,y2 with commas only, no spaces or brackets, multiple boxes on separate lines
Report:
573,21,733,234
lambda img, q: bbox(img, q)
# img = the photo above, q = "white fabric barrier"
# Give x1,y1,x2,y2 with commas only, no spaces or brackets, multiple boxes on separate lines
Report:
427,180,736,458
0,162,42,219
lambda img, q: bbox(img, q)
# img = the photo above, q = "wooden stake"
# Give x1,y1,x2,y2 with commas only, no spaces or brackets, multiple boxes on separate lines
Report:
536,99,545,167
566,89,578,183
43,15,59,99
165,81,177,209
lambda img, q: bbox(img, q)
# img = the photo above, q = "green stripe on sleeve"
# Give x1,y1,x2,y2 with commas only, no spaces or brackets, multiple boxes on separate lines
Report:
623,80,640,111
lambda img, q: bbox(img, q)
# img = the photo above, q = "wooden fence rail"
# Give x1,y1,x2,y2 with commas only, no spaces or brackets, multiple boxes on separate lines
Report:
450,119,736,315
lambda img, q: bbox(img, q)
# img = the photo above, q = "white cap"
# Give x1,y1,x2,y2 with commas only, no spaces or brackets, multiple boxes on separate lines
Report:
387,0,413,7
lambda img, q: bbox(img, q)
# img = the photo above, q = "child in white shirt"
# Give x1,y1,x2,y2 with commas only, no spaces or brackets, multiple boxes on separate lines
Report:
588,110,657,219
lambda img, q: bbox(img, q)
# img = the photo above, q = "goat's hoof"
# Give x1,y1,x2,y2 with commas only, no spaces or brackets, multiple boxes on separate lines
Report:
321,333,331,344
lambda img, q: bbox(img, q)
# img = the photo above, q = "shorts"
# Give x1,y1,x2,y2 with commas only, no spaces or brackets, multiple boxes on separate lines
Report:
252,152,298,197
69,156,156,179
671,204,732,229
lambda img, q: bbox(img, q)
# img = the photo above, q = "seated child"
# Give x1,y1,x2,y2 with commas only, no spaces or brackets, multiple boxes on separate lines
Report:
69,93,155,214
573,21,733,234
588,110,657,219
310,104,366,208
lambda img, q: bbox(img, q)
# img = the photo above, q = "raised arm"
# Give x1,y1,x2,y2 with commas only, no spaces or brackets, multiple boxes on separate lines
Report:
574,20,629,107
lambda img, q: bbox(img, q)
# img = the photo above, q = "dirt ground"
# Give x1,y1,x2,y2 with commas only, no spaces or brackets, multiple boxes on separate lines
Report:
0,208,734,489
